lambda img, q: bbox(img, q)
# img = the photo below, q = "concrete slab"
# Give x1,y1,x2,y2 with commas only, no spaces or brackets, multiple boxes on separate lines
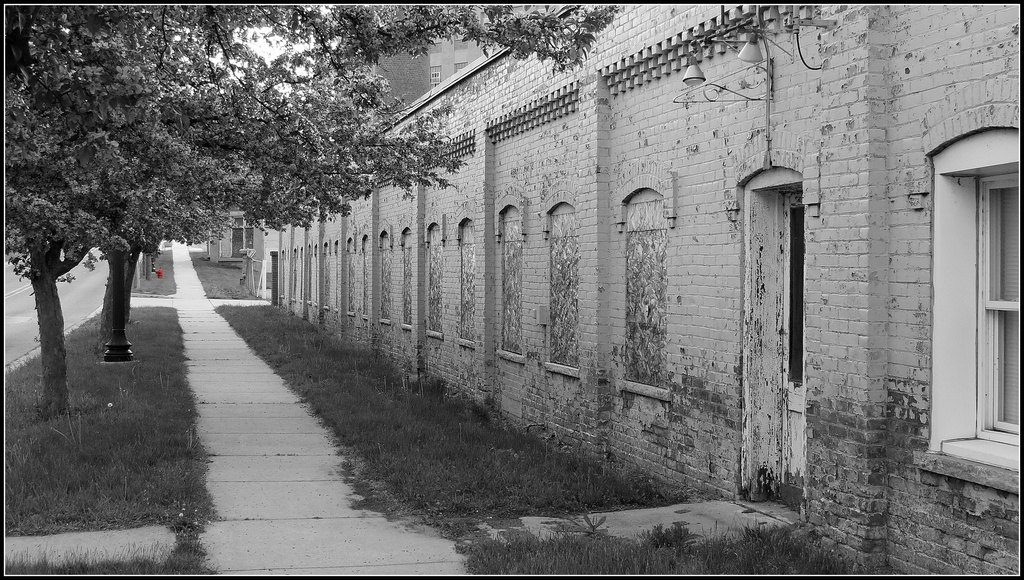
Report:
202,432,336,456
198,417,326,434
201,519,464,574
4,526,175,566
198,403,313,418
501,501,798,542
206,455,346,482
188,378,283,387
193,391,303,405
186,366,279,373
206,481,369,519
222,562,462,575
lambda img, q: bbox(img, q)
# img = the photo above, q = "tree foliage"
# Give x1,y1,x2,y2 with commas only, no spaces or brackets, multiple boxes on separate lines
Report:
4,4,620,417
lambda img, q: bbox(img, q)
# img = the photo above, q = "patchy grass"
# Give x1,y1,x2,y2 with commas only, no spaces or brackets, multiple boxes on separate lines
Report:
188,249,259,299
462,522,855,575
132,249,176,296
216,305,685,538
215,304,861,574
4,533,210,575
4,307,215,573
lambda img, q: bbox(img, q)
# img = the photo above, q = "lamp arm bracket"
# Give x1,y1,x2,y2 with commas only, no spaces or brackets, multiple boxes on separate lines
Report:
796,18,836,29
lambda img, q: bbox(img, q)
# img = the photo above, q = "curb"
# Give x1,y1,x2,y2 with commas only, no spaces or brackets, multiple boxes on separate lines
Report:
4,306,103,372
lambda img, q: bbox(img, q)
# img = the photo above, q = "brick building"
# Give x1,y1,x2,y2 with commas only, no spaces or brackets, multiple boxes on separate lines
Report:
272,5,1020,573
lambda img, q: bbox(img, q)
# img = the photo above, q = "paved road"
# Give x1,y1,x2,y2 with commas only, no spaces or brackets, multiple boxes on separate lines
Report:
4,255,110,367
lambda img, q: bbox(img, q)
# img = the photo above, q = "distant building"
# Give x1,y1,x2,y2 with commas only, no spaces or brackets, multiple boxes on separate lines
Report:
376,37,486,107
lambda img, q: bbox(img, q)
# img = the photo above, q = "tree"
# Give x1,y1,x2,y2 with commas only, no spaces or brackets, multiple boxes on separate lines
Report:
5,5,619,417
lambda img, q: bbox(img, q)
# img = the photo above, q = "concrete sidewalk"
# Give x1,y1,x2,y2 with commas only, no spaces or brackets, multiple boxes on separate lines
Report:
5,242,798,573
170,242,465,574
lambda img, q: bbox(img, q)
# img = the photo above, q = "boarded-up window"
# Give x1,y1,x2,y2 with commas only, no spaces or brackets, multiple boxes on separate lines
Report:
361,235,369,314
333,241,339,311
323,242,330,309
625,189,667,386
300,247,305,302
459,220,475,340
501,207,522,353
380,232,392,321
291,248,297,299
402,229,412,325
549,204,580,367
428,224,443,333
347,238,355,313
311,244,317,309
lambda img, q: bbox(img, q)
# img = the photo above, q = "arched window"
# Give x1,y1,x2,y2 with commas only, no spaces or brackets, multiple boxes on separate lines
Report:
346,237,355,313
500,206,522,353
427,223,443,334
624,188,667,386
401,228,413,325
291,247,298,302
931,128,1019,465
300,246,306,303
333,240,339,313
323,241,330,310
361,235,369,315
311,243,318,310
549,203,579,367
380,231,392,321
459,219,476,340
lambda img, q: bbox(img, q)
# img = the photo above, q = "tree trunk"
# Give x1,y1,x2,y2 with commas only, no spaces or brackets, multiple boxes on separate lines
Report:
98,245,141,353
29,254,71,418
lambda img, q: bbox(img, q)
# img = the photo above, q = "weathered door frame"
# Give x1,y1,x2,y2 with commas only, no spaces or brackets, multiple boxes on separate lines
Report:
741,168,807,509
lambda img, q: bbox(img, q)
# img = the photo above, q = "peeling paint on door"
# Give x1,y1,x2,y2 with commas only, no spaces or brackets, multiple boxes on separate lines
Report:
742,174,806,507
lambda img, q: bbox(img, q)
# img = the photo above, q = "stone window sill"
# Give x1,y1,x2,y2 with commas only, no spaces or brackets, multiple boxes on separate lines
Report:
619,379,672,402
915,442,1019,494
401,323,412,332
544,362,580,378
497,349,525,364
380,319,391,326
426,330,444,340
347,311,356,317
362,315,369,321
456,337,476,349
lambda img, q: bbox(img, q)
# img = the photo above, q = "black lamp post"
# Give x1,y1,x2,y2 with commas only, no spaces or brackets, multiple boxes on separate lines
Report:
103,248,134,362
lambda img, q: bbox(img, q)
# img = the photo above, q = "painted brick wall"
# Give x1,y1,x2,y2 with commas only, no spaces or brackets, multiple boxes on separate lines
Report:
273,4,1019,573
876,3,1020,575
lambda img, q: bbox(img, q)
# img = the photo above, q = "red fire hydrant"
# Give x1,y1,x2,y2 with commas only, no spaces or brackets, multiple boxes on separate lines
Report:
156,268,164,279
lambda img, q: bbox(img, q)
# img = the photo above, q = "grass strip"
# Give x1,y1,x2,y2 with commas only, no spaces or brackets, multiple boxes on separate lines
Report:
4,307,214,573
215,305,685,533
462,522,854,574
132,247,176,296
4,533,208,575
188,250,259,299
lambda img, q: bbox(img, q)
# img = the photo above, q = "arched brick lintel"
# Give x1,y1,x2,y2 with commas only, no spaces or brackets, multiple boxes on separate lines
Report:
922,80,1019,157
732,130,808,189
923,103,1020,158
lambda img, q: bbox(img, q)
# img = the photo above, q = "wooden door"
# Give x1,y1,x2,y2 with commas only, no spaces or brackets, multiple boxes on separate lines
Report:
742,172,806,508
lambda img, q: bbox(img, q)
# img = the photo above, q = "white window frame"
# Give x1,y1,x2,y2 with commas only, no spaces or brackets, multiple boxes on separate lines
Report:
930,128,1019,471
429,65,441,87
978,175,1019,444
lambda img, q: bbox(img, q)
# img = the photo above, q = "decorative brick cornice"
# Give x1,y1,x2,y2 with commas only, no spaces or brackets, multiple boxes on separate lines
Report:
601,5,817,97
485,82,579,143
447,130,476,159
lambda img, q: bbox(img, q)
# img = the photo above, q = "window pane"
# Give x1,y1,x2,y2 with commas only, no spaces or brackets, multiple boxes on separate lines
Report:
999,310,1019,426
992,186,1019,302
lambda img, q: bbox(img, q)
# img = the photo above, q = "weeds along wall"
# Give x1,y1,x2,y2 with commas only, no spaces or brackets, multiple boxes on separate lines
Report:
274,4,1020,574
